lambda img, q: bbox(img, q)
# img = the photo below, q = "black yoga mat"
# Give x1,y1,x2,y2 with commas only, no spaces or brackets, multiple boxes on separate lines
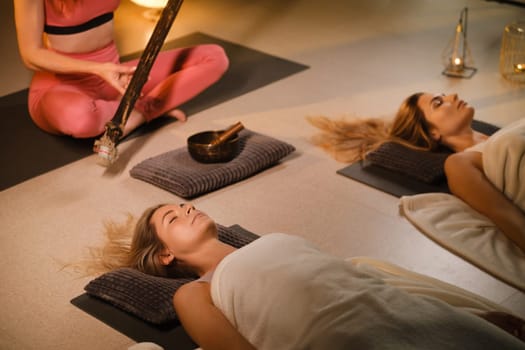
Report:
337,119,500,198
71,224,257,350
337,161,451,198
71,293,196,349
0,32,308,191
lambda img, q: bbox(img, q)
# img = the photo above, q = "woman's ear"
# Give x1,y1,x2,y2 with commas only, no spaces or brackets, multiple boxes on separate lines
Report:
158,249,175,266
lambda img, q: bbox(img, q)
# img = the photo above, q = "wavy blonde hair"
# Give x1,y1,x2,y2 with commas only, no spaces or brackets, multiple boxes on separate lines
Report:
308,93,441,163
80,204,197,278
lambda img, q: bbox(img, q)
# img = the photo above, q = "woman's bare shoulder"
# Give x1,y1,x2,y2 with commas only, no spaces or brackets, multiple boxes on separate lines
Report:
174,280,211,303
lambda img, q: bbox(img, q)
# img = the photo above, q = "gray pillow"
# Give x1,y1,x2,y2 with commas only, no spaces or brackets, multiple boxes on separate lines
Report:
365,142,451,184
84,224,259,325
130,130,295,198
364,120,499,184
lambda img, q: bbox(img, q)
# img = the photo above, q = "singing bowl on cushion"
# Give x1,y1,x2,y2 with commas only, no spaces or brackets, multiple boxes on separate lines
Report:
187,130,240,163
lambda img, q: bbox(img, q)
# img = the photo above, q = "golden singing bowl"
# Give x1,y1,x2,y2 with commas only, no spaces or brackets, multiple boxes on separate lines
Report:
187,130,240,163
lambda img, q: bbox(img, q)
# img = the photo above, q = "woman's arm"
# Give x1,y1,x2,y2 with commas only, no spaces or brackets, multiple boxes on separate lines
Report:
444,151,525,251
13,0,135,94
173,282,256,350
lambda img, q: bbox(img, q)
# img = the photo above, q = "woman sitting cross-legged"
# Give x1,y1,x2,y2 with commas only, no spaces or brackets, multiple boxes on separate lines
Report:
14,0,229,138
88,203,525,349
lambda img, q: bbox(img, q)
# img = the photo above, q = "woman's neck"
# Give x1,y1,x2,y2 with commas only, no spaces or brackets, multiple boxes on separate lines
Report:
444,129,489,152
190,240,237,277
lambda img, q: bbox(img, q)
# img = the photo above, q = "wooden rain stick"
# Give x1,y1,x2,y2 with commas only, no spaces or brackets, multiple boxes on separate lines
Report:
93,0,184,164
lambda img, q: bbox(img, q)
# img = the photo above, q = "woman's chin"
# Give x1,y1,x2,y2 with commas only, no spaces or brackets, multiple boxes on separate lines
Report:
464,108,475,125
203,220,219,237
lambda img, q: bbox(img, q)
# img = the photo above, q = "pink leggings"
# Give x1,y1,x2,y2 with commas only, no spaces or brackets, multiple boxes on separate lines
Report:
28,42,229,138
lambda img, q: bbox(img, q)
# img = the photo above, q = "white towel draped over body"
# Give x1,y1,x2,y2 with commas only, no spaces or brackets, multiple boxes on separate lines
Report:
483,119,525,209
400,119,525,291
210,233,524,350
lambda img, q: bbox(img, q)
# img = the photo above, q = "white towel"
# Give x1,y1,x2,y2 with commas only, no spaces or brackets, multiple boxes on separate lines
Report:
210,233,524,349
483,119,525,211
400,119,525,291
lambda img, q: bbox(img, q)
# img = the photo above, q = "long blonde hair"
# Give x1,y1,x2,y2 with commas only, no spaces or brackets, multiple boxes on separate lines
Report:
308,93,440,163
80,204,197,279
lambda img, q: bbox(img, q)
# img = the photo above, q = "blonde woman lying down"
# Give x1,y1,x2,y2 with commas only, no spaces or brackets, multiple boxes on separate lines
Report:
309,92,525,252
87,203,525,349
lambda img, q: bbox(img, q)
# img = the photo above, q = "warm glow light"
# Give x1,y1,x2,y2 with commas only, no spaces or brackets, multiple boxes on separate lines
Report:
515,63,525,73
441,7,476,78
130,0,168,8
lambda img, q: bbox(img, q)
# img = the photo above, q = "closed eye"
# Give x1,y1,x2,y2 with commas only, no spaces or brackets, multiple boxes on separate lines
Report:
169,215,178,224
430,95,444,109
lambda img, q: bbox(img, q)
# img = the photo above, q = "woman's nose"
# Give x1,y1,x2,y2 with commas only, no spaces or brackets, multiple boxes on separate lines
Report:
442,94,457,104
183,203,194,215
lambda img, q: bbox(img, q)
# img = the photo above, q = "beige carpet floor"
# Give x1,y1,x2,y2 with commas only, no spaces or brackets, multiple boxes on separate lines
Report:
1,0,524,349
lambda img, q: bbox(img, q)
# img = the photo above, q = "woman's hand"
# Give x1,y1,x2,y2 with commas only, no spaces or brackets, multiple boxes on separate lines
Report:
94,62,137,95
14,0,126,81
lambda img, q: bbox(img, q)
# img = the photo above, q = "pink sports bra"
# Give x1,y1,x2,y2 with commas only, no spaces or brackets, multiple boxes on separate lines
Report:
44,0,120,35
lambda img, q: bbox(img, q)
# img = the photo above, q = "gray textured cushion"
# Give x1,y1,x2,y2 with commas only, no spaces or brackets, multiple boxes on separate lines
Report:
129,130,295,198
84,224,259,325
364,120,500,185
365,142,451,184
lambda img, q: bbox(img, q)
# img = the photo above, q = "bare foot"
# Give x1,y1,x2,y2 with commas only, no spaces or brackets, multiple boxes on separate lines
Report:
167,109,187,122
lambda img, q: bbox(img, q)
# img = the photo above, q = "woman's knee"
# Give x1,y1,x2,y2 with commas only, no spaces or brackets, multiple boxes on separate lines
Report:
39,94,106,138
194,44,229,73
62,106,106,138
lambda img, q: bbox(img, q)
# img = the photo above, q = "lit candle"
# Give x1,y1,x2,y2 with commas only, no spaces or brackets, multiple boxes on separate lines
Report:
449,56,464,72
130,0,168,8
514,63,525,73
